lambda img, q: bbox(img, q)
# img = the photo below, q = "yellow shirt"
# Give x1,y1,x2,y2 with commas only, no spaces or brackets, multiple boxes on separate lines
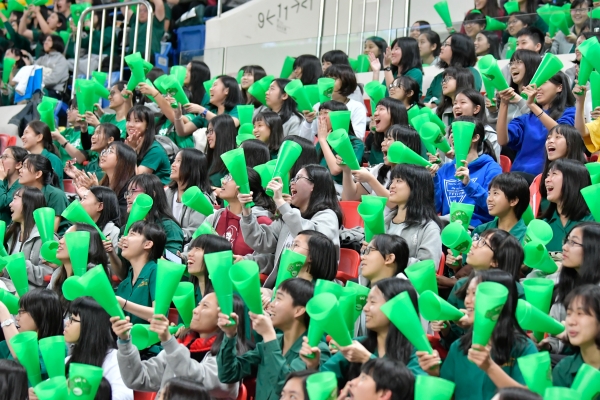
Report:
584,119,600,152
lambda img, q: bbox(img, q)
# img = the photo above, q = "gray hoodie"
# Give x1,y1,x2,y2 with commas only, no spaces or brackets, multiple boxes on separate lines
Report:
165,187,214,242
384,211,442,266
35,51,70,92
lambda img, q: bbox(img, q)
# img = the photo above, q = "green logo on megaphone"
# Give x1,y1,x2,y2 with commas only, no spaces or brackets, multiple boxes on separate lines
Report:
69,376,92,396
451,210,469,227
288,262,303,278
484,304,504,321
356,295,367,311
455,240,471,253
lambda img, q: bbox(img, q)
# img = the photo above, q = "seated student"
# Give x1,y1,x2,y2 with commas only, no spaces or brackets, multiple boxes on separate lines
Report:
86,81,133,139
52,99,90,167
186,234,232,302
0,360,28,398
388,76,422,112
253,111,284,160
439,231,525,350
475,31,501,59
436,67,476,127
285,135,320,181
547,0,591,55
495,387,542,400
531,125,587,217
359,234,410,286
21,121,64,190
280,370,315,400
240,65,267,107
321,49,350,71
217,278,330,400
64,297,133,400
363,36,388,72
418,270,538,400
337,358,416,400
302,278,425,386
113,294,248,399
386,164,442,264
545,222,600,354
0,146,26,225
541,159,593,253
166,149,217,243
288,230,337,282
2,187,54,290
498,27,545,88
370,37,423,99
497,73,575,178
418,30,441,66
34,35,69,97
256,79,304,138
114,221,165,325
366,97,409,165
472,173,530,242
239,164,342,289
239,139,270,168
98,142,137,225
552,285,600,389
501,12,533,57
462,11,486,42
157,378,211,400
290,54,323,85
78,186,121,250
205,114,238,187
19,154,69,234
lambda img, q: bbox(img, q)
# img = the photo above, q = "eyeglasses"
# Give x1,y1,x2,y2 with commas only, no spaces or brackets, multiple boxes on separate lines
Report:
442,76,455,84
0,155,14,160
441,41,450,48
508,60,524,68
100,147,115,157
68,316,81,323
206,128,215,136
361,246,379,256
388,81,401,90
124,188,144,198
507,19,520,26
472,234,493,250
290,176,313,184
221,174,233,185
563,237,584,247
291,242,309,252
572,7,589,14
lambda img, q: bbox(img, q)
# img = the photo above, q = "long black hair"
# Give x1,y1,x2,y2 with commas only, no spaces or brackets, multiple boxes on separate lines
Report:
214,75,243,111
240,140,271,168
5,187,46,254
436,67,475,119
377,124,422,184
247,168,276,215
564,284,600,349
0,360,28,400
162,378,211,400
126,174,179,225
66,297,117,372
438,33,477,69
508,50,542,94
283,136,319,180
323,64,358,98
540,159,591,221
168,148,212,195
188,234,231,296
241,65,267,107
22,154,59,188
373,97,408,153
458,270,529,367
389,164,442,229
18,289,63,339
471,229,524,281
301,164,343,227
477,31,501,60
27,120,59,157
390,37,423,76
455,88,489,125
89,186,121,230
317,100,358,164
298,229,337,281
253,110,284,154
270,79,303,124
364,36,388,68
392,76,423,109
126,105,156,163
207,114,237,178
419,31,441,59
370,234,410,280
451,116,497,161
187,61,211,105
542,72,576,121
292,55,323,85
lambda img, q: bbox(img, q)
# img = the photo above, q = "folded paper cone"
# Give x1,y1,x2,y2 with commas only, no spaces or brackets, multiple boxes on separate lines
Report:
314,279,343,299
415,375,456,400
0,221,6,258
68,363,104,400
10,331,42,386
450,202,475,229
544,387,582,400
504,1,519,14
306,293,353,346
191,220,218,239
522,53,564,100
64,231,90,277
62,200,107,240
381,291,433,353
419,290,464,321
522,204,535,226
420,122,451,153
40,241,61,266
472,282,509,346
387,141,432,167
162,75,190,106
284,79,313,112
523,241,558,274
236,105,254,126
248,75,274,106
173,282,196,327
317,77,335,104
37,102,56,131
221,148,254,207
517,352,552,395
364,81,386,114
131,323,180,350
433,0,453,28
346,281,370,320
154,259,186,316
306,371,338,400
405,260,438,296
550,12,570,37
76,265,125,319
485,15,507,31
477,55,510,92
205,250,234,317
33,207,56,244
280,56,296,78
170,65,187,86
304,84,320,107
591,72,600,112
34,376,68,400
357,201,385,242
582,183,600,222
451,121,476,172
38,336,66,378
579,37,600,72
230,260,263,314
516,299,565,335
571,362,600,400
0,288,19,314
266,140,303,196
329,110,351,133
326,129,361,170
523,219,553,245
273,249,306,295
124,53,149,92
124,193,153,235
75,79,97,115
441,221,473,254
6,252,28,297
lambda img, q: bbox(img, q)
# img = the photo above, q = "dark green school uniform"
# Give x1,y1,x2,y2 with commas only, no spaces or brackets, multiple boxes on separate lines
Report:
128,15,164,60
369,146,384,165
217,332,330,400
81,26,113,55
138,141,171,185
424,67,483,104
3,21,29,52
100,114,127,139
190,105,239,129
0,339,52,384
42,184,70,236
322,336,425,387
54,127,83,165
383,67,424,99
441,338,537,400
41,149,64,190
552,352,597,392
0,179,20,225
115,260,157,325
544,210,595,252
472,219,527,243
209,169,227,188
83,156,104,180
157,115,195,149
161,217,184,255
316,136,365,185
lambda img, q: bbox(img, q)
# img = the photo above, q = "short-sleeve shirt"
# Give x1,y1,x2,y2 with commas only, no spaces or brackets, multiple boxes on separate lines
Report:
544,210,595,252
139,141,171,185
157,115,195,149
472,219,527,243
54,127,82,164
190,105,239,129
100,114,127,139
41,149,64,190
115,260,157,325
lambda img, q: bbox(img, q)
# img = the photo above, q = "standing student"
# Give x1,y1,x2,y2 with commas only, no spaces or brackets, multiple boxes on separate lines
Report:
256,79,304,138
418,270,537,400
290,55,323,85
240,65,266,107
436,67,476,126
86,81,133,139
368,97,408,165
370,37,424,98
418,31,441,66
0,146,26,224
497,72,576,177
253,111,284,159
98,142,137,225
205,114,238,187
217,278,330,400
21,121,64,190
80,186,122,249
64,297,133,400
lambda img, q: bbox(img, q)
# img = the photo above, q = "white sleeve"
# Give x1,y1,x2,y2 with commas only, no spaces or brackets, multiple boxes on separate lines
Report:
103,350,134,400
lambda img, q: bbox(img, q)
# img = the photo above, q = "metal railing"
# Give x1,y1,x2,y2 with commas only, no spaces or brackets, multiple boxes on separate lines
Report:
71,0,153,96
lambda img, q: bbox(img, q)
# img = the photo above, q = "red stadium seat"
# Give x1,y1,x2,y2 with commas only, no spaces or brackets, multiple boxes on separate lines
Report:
499,155,512,173
0,134,11,154
236,383,247,400
168,308,180,325
437,253,446,276
336,248,360,284
339,201,363,229
133,391,156,400
63,179,77,194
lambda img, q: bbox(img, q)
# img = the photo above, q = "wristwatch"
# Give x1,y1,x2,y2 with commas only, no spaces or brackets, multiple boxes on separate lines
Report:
383,67,392,72
1,318,15,328
201,109,208,118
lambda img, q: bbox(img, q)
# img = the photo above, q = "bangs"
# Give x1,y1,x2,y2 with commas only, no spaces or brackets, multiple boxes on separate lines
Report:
567,294,597,317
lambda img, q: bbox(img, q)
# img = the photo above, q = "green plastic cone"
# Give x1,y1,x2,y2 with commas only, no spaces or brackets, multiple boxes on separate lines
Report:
420,122,451,153
38,336,66,378
254,162,275,189
70,3,90,26
64,231,90,277
0,288,19,314
355,54,370,73
154,258,186,316
522,204,535,226
419,290,464,321
61,200,107,240
591,72,600,112
544,387,582,400
58,30,71,47
170,65,187,86
182,186,214,217
6,252,28,296
357,200,385,242
477,55,510,91
124,53,151,92
162,75,190,106
37,101,56,131
75,79,97,115
405,260,438,296
280,56,296,78
236,105,254,126
420,107,447,134
433,0,453,28
40,241,61,266
124,193,153,235
314,279,343,299
381,291,433,353
523,241,558,274
522,53,564,100
304,84,320,107
549,12,570,38
229,260,263,314
485,15,507,31
34,376,67,400
472,282,509,346
68,363,104,400
522,278,555,341
451,121,476,171
572,362,600,400
306,293,352,346
482,77,497,108
266,140,303,196
205,250,234,317
326,129,361,170
203,77,217,95
523,219,553,245
504,1,519,14
516,299,565,335
33,207,56,243
578,37,600,72
131,323,180,350
441,221,472,254
92,70,107,87
221,148,254,207
329,110,351,133
191,220,218,239
517,352,552,395
387,141,432,167
346,281,370,320
248,75,274,106
273,249,306,295
0,221,7,257
306,371,337,400
339,285,358,338
415,375,455,400
364,81,386,114
10,331,42,386
172,282,195,328
582,183,600,222
305,319,325,357
317,77,335,104
506,37,517,59
450,202,475,229
68,265,125,319
285,79,313,112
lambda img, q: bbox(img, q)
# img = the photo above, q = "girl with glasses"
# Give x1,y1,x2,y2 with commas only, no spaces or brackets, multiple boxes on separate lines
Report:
0,146,27,225
436,67,476,126
388,76,422,112
548,0,592,55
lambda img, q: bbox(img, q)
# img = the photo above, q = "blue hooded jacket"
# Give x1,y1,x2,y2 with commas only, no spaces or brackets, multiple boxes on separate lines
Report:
434,155,502,227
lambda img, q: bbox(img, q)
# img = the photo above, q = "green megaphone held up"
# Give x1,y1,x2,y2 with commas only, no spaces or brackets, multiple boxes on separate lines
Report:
124,52,153,92
221,148,254,208
405,260,438,296
154,258,186,316
266,140,303,197
306,371,338,400
131,324,181,350
414,375,455,400
172,282,195,328
517,352,552,395
326,129,361,170
62,200,107,240
418,290,465,321
10,331,42,386
68,363,104,400
381,291,433,353
572,362,600,400
248,75,275,107
124,193,153,235
472,282,508,346
38,336,66,379
64,231,90,277
521,53,564,100
516,299,565,336
182,186,214,217
306,293,353,347
34,376,68,400
6,252,29,297
230,260,263,315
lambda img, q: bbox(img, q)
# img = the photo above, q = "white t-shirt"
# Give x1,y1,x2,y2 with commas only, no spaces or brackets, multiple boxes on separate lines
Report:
172,192,184,222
